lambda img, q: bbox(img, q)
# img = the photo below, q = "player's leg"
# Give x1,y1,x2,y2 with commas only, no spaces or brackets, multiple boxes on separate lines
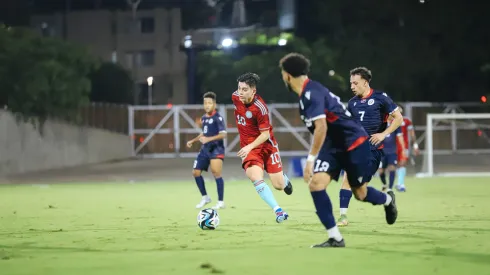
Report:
310,151,345,248
396,146,408,191
193,156,211,208
336,173,352,227
345,142,398,225
210,158,225,209
266,146,293,195
386,154,398,190
379,157,388,191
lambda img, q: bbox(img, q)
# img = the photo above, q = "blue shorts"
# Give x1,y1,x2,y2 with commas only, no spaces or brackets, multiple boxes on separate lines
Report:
314,140,379,187
382,153,398,168
193,147,224,172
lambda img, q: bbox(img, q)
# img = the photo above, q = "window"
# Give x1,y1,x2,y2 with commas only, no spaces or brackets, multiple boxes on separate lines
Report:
139,17,155,33
138,50,155,67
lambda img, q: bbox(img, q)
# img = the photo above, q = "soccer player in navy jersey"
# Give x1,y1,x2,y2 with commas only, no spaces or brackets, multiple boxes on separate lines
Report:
337,67,404,227
187,92,227,210
279,53,398,248
379,117,406,191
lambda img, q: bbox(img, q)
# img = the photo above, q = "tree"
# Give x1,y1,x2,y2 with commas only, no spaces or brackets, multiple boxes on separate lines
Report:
0,26,98,124
196,34,348,103
89,62,133,104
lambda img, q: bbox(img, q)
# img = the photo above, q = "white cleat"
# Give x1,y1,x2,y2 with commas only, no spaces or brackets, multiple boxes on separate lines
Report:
212,201,225,209
195,197,211,209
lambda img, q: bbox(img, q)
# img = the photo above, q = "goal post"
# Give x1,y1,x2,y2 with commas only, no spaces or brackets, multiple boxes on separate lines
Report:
418,113,490,177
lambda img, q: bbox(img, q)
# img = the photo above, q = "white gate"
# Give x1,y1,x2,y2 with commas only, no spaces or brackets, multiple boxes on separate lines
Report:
128,104,310,158
128,102,489,159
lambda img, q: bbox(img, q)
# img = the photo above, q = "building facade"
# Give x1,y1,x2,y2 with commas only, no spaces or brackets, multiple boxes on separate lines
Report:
30,8,187,105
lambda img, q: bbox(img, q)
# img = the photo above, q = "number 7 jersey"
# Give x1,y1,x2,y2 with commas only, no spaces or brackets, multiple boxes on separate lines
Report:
232,91,278,149
299,79,368,151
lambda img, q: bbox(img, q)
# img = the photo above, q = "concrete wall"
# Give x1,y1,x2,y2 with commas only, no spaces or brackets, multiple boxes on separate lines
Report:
0,110,131,175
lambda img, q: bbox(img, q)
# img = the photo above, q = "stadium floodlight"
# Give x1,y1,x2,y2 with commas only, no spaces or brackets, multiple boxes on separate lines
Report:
278,38,287,46
184,35,192,48
221,37,233,48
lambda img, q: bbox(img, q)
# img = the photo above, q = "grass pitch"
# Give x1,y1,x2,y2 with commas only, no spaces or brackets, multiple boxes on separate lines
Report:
1,177,490,275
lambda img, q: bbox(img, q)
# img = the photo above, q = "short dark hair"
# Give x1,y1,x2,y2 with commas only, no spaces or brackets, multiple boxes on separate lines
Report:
279,53,310,77
237,72,260,88
350,67,372,82
203,91,216,101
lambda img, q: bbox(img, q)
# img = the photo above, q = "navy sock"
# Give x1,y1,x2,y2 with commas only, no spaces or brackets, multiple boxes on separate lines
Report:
339,189,353,209
389,171,396,189
194,176,207,196
311,190,336,230
363,186,387,205
380,172,387,186
215,177,224,201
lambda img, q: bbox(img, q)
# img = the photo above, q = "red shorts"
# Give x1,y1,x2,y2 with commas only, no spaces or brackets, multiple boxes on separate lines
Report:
242,144,283,174
396,144,408,162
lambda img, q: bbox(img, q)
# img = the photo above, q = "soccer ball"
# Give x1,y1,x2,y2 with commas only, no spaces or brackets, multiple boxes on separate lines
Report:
197,208,220,230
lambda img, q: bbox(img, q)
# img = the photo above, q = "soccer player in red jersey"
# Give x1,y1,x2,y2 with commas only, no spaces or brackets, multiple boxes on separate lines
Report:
395,106,420,191
232,73,293,223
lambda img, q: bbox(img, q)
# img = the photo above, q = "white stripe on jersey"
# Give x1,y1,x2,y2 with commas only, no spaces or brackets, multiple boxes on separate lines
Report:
233,91,239,96
254,100,268,115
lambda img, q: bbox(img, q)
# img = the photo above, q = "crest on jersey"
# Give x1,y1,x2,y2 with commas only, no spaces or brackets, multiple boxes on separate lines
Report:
245,111,252,118
208,118,213,124
368,99,375,105
361,99,366,103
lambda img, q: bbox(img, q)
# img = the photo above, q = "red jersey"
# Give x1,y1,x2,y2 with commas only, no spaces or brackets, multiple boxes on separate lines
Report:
232,92,277,148
400,117,413,146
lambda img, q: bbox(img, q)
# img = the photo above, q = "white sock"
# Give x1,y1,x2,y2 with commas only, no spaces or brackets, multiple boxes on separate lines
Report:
327,226,343,242
203,195,210,200
340,208,348,215
384,194,392,206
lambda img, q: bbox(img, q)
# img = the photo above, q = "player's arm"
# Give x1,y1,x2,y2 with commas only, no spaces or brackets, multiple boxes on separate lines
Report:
406,119,419,153
187,133,203,147
247,130,270,149
383,108,403,135
395,131,406,157
309,118,327,160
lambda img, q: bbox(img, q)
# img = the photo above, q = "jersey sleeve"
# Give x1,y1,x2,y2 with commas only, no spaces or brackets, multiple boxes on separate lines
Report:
380,92,398,115
232,91,239,105
216,114,226,133
304,92,326,121
405,118,413,130
255,103,271,131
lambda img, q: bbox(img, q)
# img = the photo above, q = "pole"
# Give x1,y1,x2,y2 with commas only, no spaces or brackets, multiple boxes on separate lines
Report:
186,48,197,104
148,85,153,106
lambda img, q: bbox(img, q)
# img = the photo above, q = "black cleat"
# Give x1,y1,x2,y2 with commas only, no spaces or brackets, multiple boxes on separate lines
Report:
284,180,293,195
311,238,346,248
384,190,398,225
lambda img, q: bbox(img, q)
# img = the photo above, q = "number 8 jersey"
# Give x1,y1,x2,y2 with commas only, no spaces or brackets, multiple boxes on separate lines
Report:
299,79,368,151
232,91,278,149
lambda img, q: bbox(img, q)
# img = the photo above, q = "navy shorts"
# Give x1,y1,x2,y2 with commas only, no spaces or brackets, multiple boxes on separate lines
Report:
193,147,224,171
381,153,398,168
314,140,378,187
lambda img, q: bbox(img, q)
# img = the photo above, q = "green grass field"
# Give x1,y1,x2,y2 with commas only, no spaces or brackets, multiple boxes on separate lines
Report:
1,177,490,275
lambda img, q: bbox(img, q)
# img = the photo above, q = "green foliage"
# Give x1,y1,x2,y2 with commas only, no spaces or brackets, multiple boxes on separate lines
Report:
0,26,98,124
89,62,133,104
197,34,347,103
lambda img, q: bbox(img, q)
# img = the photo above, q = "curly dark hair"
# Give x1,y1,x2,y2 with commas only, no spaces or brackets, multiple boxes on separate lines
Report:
279,53,310,77
237,72,260,88
203,91,216,101
350,67,372,82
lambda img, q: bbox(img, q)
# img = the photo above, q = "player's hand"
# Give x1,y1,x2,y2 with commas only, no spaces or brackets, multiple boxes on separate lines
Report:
370,133,386,146
413,148,420,156
303,161,314,184
237,145,253,158
199,136,209,144
186,141,194,148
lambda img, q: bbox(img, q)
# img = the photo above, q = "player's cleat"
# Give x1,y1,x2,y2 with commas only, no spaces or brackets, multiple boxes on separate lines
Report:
275,209,289,223
284,180,293,195
396,185,406,192
195,197,211,209
336,215,349,227
384,191,398,224
311,238,346,248
212,201,225,209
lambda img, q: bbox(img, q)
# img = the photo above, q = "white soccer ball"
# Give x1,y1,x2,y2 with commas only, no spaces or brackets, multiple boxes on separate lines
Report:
197,208,220,230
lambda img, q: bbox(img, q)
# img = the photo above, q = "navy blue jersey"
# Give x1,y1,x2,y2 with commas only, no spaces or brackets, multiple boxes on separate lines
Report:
382,124,402,154
201,111,226,151
348,89,398,149
299,79,368,151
